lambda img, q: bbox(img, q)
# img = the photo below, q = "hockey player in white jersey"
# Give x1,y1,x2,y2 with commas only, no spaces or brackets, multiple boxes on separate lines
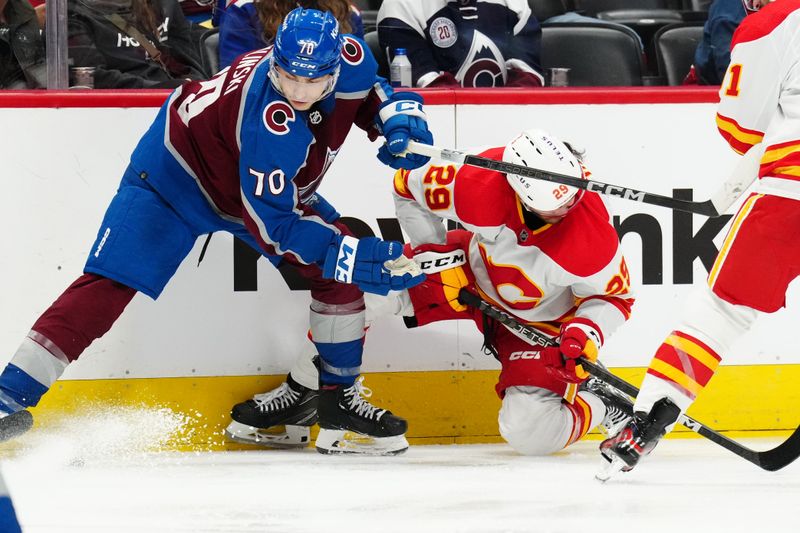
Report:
229,129,637,456
598,0,800,479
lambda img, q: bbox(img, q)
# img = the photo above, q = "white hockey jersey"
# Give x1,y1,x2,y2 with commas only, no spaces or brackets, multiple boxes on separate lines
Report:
716,0,800,198
393,146,634,345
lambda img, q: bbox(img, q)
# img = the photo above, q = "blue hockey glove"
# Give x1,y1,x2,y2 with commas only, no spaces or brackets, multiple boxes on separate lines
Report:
307,193,340,223
376,92,434,170
322,235,426,296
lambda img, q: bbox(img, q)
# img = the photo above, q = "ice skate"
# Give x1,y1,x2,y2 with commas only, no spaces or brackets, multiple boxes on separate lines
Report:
581,376,634,437
0,410,33,442
225,374,318,448
596,397,681,482
316,377,408,456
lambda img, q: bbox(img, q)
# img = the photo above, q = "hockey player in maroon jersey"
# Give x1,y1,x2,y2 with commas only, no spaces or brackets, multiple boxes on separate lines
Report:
0,8,433,455
598,0,800,480
230,129,637,456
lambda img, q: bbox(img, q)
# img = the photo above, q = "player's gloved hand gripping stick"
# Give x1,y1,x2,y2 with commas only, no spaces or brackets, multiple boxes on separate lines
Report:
406,141,765,217
323,235,424,296
376,93,434,171
457,288,800,473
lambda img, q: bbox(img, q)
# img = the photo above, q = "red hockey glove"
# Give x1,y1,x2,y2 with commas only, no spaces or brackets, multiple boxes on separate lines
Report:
541,327,599,384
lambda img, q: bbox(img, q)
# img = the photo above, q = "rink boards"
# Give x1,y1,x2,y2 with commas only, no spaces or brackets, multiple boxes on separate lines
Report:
1,88,799,449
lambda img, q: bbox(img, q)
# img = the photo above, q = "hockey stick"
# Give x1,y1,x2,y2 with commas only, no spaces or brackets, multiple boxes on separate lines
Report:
457,288,800,471
406,141,763,217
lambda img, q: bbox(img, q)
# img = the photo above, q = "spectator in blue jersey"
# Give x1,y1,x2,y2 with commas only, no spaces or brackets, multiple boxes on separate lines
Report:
219,0,363,69
685,0,749,85
0,8,431,457
377,0,544,88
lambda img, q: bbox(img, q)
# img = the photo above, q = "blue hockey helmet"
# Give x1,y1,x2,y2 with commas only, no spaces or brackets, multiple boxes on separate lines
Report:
272,8,343,79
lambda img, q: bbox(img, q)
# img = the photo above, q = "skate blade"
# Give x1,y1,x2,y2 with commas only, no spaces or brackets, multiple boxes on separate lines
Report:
224,421,310,449
595,455,628,483
315,429,409,456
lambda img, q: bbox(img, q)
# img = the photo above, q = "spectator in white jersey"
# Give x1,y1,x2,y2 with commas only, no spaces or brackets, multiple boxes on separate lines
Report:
377,0,544,88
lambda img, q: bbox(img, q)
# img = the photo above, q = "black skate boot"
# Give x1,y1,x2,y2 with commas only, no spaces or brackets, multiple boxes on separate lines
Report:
581,377,634,437
316,377,408,455
596,397,681,482
225,373,318,448
0,410,34,442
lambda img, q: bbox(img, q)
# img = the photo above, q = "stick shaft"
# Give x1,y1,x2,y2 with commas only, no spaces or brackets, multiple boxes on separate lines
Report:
407,141,762,217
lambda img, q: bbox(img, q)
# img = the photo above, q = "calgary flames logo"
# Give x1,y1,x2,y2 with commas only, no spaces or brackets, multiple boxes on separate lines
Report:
263,101,295,135
479,245,544,311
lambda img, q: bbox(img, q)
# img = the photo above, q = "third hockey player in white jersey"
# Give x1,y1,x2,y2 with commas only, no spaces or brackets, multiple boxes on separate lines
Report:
599,0,800,480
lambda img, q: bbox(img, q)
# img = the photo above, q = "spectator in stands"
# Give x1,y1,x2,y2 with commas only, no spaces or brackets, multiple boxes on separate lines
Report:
67,0,208,88
0,0,46,88
218,0,363,69
686,0,750,85
377,0,544,88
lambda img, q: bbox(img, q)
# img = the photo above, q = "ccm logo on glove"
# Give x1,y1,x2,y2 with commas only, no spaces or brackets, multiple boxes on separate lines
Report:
333,236,358,283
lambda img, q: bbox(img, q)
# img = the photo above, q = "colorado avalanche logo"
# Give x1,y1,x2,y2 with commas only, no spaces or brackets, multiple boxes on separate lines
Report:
263,101,295,135
341,36,364,66
456,31,506,87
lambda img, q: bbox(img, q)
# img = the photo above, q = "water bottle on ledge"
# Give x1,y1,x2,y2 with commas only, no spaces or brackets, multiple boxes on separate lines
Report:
390,48,412,88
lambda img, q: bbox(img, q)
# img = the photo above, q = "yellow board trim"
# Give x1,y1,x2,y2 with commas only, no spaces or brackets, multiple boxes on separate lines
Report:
21,365,800,451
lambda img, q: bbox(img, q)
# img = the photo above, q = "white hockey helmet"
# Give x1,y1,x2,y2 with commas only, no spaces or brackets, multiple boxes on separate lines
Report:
502,129,584,217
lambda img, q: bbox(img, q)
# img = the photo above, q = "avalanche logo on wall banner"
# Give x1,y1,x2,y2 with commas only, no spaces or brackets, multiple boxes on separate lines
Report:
430,17,457,48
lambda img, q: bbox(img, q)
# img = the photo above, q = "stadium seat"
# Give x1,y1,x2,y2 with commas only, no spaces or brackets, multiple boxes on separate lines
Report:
654,23,704,85
573,0,668,17
596,9,683,26
351,0,382,9
688,0,712,10
200,29,220,77
540,22,645,86
364,31,389,79
361,10,378,33
528,0,568,21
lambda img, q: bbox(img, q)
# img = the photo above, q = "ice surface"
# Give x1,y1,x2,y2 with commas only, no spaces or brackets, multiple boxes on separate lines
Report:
1,410,798,532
